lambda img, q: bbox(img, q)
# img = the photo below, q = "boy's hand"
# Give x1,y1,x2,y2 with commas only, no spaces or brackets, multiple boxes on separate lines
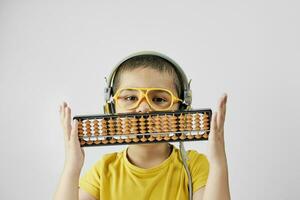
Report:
59,102,85,174
207,93,228,169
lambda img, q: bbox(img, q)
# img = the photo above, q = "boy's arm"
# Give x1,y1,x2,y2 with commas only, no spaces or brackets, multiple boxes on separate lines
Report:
55,103,96,200
53,168,80,200
193,163,230,200
193,187,205,200
53,168,97,200
194,94,231,200
79,188,98,200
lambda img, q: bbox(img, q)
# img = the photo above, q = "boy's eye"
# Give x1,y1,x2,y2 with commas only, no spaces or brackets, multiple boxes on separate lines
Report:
123,96,138,101
152,97,167,103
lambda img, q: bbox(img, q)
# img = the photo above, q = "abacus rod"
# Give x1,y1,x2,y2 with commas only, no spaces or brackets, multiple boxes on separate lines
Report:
81,129,210,140
73,109,212,120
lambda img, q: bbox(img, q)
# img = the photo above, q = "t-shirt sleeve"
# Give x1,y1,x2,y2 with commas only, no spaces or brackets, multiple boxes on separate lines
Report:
79,159,101,200
187,150,210,193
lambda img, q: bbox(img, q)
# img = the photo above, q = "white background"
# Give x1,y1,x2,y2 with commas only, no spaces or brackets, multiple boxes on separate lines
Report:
1,1,299,199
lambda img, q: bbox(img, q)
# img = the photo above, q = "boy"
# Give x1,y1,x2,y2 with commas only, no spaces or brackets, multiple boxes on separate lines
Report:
54,52,230,200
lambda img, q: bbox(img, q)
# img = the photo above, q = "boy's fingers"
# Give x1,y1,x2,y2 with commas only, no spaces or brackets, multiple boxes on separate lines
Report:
222,95,227,125
221,94,227,129
210,112,218,140
216,96,222,127
59,104,68,140
59,105,62,121
62,102,67,117
61,101,68,117
59,102,67,124
65,106,71,124
59,104,64,120
217,94,227,129
64,107,72,139
70,119,80,144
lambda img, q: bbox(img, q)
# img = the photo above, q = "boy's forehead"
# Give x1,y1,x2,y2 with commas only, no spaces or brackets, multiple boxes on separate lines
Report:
118,68,176,90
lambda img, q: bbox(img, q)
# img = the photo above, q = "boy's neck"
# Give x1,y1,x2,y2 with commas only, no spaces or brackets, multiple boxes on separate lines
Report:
126,143,172,169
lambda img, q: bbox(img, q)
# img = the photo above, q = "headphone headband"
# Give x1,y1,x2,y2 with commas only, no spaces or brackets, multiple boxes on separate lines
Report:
104,51,192,113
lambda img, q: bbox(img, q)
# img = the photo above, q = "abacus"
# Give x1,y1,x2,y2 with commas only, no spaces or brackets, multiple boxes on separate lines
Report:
73,109,212,147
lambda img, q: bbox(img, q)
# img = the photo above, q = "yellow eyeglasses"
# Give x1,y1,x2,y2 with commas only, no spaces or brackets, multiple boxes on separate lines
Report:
113,87,183,111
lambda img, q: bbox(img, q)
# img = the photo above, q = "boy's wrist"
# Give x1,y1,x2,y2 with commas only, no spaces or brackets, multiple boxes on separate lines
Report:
209,158,229,172
63,165,82,176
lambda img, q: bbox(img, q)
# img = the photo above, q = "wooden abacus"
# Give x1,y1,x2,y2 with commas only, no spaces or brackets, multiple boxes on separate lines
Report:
73,109,212,147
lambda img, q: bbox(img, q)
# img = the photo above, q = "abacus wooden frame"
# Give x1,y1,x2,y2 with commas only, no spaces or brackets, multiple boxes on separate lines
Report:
73,109,212,147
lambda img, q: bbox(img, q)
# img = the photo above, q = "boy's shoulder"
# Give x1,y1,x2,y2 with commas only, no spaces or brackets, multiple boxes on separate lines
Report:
102,150,123,160
187,149,207,159
94,148,125,167
172,146,208,164
186,149,209,167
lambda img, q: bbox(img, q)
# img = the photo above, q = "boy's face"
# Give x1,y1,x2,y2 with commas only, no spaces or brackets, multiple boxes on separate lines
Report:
115,67,180,113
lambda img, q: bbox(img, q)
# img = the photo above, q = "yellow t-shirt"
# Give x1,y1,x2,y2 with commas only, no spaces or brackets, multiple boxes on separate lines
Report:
79,144,209,200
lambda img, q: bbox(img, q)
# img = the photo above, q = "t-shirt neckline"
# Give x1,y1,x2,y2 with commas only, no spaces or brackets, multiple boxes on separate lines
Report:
123,144,175,174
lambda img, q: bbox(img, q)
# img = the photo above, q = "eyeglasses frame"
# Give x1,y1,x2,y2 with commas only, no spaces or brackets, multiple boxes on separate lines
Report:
112,87,183,111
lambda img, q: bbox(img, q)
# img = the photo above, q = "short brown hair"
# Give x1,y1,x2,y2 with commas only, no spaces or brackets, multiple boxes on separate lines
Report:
112,55,183,99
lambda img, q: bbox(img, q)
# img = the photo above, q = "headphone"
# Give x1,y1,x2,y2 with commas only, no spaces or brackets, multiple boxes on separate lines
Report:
103,50,193,114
